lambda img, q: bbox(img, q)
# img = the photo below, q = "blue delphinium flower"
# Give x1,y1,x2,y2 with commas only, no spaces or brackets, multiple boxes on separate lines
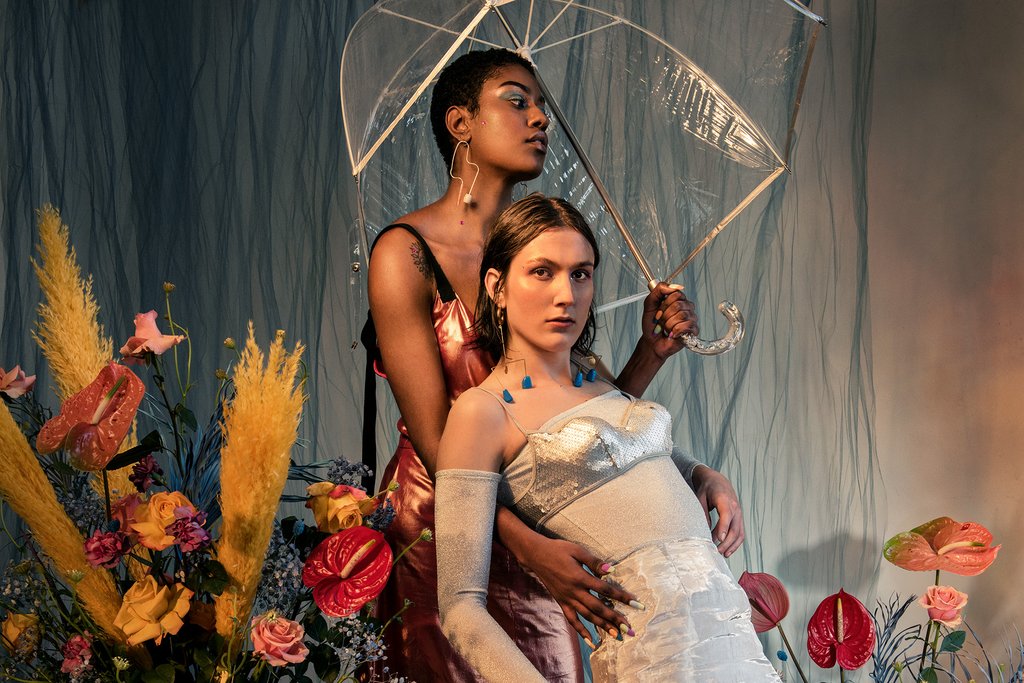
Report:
365,498,396,532
326,459,373,489
252,524,303,615
56,474,105,533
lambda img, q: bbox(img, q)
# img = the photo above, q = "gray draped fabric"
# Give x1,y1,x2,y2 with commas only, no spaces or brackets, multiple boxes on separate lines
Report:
1,0,880,677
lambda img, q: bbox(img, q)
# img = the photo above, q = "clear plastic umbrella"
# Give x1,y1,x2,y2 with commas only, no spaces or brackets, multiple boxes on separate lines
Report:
341,0,824,354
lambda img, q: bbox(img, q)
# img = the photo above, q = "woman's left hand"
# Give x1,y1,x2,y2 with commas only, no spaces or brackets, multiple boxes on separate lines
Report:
691,466,744,557
641,283,699,360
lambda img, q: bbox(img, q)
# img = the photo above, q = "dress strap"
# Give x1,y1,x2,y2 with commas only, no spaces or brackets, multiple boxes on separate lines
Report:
469,387,532,437
373,223,456,302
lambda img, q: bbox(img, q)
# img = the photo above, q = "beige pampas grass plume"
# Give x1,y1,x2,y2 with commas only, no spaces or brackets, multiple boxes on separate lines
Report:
30,205,135,502
214,323,304,640
0,403,123,642
31,205,113,401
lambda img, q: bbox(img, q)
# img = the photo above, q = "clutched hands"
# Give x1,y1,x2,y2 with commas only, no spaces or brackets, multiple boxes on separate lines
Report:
517,536,639,645
691,465,744,557
641,282,699,360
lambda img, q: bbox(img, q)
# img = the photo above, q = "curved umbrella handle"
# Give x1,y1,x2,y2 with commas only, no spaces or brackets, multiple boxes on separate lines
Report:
682,301,745,356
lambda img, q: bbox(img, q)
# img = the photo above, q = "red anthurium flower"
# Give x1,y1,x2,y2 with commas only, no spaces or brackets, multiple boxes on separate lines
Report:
302,526,392,617
37,363,145,470
883,516,1000,576
807,589,875,670
738,571,790,633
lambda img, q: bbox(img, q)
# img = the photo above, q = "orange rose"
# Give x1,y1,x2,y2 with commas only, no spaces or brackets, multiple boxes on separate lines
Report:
131,491,197,550
113,576,193,646
305,482,375,533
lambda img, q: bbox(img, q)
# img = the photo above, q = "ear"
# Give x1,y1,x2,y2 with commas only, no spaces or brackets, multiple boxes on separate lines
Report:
446,105,473,141
484,268,504,307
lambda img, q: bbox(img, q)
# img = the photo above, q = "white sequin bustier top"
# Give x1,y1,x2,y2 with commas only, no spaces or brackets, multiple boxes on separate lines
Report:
496,390,712,561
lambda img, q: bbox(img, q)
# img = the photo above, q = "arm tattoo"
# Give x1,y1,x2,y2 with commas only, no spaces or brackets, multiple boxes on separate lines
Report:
410,241,431,280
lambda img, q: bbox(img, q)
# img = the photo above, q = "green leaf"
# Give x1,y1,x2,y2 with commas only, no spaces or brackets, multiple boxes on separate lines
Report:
142,663,176,683
175,403,198,432
308,613,329,641
940,630,967,653
919,667,938,683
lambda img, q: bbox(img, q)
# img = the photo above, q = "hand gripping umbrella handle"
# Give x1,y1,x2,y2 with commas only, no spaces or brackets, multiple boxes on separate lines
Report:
682,301,745,356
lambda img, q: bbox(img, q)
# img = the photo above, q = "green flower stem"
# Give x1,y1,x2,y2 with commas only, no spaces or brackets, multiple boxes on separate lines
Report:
380,598,413,636
164,290,185,400
918,569,941,678
392,530,432,566
776,622,809,683
151,355,184,473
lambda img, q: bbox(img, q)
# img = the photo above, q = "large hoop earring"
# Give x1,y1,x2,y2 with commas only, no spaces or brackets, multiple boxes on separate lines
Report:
449,140,480,206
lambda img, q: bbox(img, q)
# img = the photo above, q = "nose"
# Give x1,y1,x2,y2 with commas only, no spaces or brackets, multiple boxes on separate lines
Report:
531,104,549,131
552,273,576,307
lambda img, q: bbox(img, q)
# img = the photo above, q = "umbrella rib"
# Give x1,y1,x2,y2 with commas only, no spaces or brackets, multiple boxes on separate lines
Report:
530,0,578,48
531,20,621,55
353,4,494,176
666,166,786,281
375,8,504,49
525,0,535,46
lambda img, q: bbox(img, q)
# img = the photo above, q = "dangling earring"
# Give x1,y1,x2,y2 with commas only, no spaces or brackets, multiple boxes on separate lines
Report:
496,307,532,403
449,140,480,205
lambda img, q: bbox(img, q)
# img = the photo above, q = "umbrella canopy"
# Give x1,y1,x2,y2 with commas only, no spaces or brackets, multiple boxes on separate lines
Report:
342,0,823,349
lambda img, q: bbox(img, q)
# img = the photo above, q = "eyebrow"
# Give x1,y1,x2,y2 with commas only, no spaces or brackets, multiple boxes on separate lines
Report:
498,80,547,105
525,256,595,269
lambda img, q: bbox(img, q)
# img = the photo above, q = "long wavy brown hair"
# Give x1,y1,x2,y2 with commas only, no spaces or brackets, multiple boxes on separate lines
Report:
472,194,600,361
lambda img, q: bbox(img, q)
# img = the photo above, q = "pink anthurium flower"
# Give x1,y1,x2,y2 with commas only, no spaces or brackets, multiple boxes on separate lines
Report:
302,526,392,618
739,571,790,633
807,589,875,671
883,516,1000,576
37,363,145,470
0,365,36,398
119,310,185,361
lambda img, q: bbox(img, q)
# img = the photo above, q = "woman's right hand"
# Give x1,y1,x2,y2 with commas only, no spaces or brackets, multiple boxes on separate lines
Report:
517,536,639,644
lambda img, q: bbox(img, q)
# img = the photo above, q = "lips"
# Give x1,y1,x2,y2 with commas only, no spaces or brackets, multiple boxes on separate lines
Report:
527,133,548,151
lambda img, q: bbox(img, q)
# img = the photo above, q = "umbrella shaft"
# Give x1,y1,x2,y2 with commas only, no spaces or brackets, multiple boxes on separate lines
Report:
491,4,657,291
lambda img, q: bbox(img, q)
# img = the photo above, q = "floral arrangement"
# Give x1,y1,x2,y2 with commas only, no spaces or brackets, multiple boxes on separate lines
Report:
740,516,1017,683
0,206,419,682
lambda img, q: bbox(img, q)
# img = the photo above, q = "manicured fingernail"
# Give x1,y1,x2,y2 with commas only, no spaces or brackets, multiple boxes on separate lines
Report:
667,330,676,339
602,563,616,575
584,637,595,649
607,627,618,638
619,623,635,637
668,283,684,290
654,310,663,321
629,600,646,611
663,327,671,337
653,324,662,336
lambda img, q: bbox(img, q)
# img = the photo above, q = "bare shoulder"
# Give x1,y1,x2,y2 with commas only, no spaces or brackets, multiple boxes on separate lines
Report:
438,387,510,471
369,226,433,284
447,387,507,435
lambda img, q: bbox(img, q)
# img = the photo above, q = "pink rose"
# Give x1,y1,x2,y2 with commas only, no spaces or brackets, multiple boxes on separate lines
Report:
919,585,968,627
0,365,35,398
119,310,185,362
83,530,131,569
60,632,93,675
250,611,309,666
